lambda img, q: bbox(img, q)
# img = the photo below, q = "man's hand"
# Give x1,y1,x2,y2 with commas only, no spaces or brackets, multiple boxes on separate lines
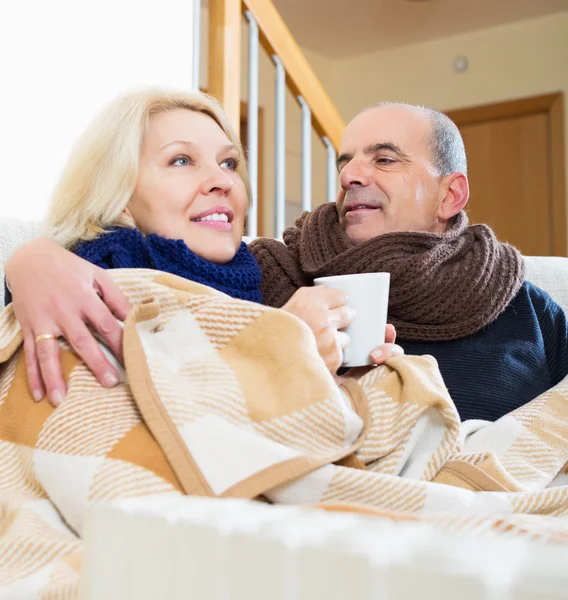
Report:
334,324,405,384
5,238,131,406
369,323,404,364
282,286,354,374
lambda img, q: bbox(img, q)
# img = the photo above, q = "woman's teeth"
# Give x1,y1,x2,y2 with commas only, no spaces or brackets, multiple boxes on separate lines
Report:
195,213,229,222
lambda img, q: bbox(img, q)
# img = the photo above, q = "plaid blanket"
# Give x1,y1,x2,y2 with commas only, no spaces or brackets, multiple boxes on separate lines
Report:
1,269,567,598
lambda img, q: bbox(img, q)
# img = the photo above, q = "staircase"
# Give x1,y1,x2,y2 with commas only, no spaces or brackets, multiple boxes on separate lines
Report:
204,0,345,238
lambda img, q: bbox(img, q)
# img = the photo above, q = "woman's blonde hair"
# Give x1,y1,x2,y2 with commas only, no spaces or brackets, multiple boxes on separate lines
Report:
43,87,250,248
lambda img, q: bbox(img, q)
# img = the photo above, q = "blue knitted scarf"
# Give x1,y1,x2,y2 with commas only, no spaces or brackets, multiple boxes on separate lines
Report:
74,228,263,303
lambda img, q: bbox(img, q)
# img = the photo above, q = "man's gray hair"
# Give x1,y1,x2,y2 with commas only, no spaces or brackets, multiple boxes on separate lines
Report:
363,102,468,176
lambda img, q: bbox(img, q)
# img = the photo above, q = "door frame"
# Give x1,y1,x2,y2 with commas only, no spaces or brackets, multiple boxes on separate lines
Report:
445,93,566,256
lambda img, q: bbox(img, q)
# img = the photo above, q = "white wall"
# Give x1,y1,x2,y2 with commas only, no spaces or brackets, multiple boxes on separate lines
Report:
0,0,195,220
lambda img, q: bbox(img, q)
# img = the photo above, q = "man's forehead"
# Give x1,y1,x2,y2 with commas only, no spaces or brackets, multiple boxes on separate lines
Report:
340,105,430,154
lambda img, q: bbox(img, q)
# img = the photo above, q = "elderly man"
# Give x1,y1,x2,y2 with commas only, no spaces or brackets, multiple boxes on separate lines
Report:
6,103,567,421
251,103,568,421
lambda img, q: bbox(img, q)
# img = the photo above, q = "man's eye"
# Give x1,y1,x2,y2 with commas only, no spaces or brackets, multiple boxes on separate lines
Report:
376,157,396,164
221,157,239,170
171,155,190,166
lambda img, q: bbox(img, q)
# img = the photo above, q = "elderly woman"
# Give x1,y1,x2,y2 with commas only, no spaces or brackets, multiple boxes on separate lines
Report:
5,87,401,405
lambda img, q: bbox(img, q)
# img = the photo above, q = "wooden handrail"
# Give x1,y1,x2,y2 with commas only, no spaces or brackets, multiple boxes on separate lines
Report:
242,0,345,151
208,0,345,151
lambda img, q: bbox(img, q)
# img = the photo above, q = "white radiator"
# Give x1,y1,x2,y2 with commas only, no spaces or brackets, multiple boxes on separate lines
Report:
81,496,568,600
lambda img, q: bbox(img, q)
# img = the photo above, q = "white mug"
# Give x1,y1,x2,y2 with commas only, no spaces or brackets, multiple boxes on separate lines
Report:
314,273,390,368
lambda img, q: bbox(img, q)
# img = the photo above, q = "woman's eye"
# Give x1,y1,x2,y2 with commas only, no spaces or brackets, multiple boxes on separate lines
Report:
171,155,191,166
221,157,239,170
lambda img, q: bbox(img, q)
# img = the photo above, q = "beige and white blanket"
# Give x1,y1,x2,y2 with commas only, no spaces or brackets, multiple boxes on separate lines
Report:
0,269,567,598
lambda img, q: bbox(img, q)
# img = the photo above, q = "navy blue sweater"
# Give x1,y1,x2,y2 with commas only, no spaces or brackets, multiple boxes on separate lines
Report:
401,282,568,422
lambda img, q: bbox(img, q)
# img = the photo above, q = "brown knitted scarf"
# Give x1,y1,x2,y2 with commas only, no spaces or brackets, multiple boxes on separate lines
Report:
250,203,525,342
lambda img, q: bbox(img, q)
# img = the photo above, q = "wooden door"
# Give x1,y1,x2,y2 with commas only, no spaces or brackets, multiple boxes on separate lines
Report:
446,93,566,256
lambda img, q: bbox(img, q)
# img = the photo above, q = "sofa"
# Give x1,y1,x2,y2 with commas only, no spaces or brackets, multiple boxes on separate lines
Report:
2,217,568,598
2,216,568,313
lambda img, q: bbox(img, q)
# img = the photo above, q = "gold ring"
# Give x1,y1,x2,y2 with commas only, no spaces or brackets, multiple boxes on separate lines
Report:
35,333,58,344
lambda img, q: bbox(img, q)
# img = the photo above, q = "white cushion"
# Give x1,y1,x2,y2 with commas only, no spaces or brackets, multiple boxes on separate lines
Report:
524,256,568,313
0,218,40,307
2,220,568,314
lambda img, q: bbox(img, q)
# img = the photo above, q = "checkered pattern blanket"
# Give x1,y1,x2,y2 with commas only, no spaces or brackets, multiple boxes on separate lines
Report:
1,269,567,598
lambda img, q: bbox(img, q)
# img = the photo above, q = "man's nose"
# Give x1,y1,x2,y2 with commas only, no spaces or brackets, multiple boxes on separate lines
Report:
339,160,371,190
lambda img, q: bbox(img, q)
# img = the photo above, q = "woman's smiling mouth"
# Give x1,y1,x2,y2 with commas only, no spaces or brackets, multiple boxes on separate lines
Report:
191,206,234,231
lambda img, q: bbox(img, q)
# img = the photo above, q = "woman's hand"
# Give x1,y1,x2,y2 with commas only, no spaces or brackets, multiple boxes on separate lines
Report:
282,286,355,374
5,238,131,406
282,285,404,376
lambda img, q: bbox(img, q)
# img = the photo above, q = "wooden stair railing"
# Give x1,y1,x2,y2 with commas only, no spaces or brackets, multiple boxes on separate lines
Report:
207,0,345,237
208,0,345,150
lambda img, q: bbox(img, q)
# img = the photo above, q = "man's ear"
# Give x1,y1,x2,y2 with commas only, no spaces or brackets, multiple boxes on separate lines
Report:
437,173,469,223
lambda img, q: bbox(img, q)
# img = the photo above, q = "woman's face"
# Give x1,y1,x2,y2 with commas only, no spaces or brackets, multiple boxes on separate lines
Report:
127,109,248,263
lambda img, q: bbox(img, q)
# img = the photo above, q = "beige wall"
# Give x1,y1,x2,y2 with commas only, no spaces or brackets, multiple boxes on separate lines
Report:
326,11,568,218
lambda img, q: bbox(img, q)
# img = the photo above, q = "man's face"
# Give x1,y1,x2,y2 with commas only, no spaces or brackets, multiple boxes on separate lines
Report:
337,105,446,244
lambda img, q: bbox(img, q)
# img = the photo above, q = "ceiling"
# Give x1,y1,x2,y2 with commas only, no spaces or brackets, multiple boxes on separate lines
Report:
271,0,568,58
